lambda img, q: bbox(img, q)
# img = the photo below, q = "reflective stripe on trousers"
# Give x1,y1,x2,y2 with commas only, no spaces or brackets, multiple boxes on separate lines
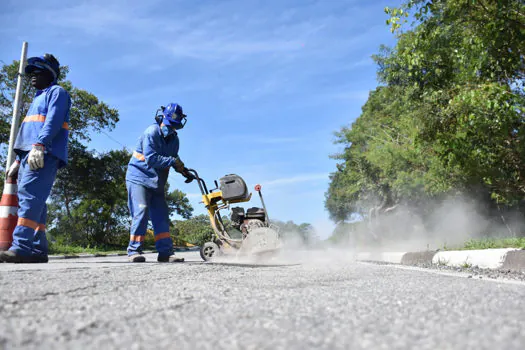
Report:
9,153,57,256
126,181,173,257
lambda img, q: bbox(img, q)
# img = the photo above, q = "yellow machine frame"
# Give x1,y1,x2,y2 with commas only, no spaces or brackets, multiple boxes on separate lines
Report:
185,169,279,261
201,189,252,250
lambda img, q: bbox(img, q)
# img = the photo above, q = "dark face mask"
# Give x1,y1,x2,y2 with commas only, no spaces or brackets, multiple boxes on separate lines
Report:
30,69,54,90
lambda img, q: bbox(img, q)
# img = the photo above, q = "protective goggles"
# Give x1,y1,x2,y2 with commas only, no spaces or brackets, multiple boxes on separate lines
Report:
164,112,187,130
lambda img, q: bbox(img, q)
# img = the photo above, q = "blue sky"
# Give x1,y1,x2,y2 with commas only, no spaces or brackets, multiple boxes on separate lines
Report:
0,0,403,239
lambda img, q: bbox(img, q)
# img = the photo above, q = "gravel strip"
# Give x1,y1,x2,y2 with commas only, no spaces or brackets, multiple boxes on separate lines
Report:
414,262,525,281
361,259,525,281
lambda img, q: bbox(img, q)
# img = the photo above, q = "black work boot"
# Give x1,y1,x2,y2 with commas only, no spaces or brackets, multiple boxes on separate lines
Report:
0,250,48,263
157,254,184,263
129,254,146,263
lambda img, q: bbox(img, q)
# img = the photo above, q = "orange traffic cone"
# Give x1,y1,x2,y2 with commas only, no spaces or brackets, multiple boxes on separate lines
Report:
0,175,18,251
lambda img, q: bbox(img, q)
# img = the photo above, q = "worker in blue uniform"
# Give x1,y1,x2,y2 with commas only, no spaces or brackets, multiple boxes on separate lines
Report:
126,103,195,263
0,53,71,263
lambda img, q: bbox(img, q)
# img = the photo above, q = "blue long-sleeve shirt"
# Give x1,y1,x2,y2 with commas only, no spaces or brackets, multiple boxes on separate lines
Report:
126,123,180,190
14,84,71,168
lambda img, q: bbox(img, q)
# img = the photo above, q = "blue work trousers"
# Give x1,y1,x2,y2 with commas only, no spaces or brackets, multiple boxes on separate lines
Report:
126,181,173,257
10,153,58,257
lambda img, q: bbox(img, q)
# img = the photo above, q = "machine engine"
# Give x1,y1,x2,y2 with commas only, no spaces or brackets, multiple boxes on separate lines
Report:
231,206,267,236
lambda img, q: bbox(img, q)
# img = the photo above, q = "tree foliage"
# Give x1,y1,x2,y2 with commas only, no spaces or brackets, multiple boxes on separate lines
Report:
173,214,214,247
326,0,525,240
0,62,119,150
272,220,318,245
48,147,131,246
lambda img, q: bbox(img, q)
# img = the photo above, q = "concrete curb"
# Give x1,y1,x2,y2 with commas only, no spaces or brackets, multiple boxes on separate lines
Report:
501,250,525,271
48,248,198,260
356,248,525,272
401,251,437,265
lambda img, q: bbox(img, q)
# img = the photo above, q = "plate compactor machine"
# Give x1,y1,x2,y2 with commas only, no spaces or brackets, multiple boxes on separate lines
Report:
185,169,281,261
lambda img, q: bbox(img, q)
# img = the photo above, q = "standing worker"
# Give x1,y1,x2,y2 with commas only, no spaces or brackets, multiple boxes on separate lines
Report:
126,103,194,263
0,54,71,263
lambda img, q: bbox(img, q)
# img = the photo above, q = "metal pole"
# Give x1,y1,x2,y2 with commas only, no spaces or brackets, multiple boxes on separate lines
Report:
255,185,270,224
6,41,28,171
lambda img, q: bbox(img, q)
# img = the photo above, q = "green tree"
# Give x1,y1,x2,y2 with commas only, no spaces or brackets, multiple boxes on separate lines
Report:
173,214,214,246
0,60,119,191
380,0,525,205
326,0,525,239
0,62,119,159
272,219,317,245
166,188,193,220
48,148,130,246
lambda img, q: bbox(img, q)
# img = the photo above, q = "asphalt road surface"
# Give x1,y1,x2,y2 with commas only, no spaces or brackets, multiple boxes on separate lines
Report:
1,250,524,350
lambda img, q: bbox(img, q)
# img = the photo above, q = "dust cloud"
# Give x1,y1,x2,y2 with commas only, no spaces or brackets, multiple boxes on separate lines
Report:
207,195,525,266
323,195,525,253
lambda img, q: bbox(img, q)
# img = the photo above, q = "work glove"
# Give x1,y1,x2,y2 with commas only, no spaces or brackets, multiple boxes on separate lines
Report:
28,144,45,171
6,160,20,178
181,168,195,183
173,156,185,173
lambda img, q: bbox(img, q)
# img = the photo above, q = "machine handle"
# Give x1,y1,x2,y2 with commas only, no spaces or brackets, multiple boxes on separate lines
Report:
185,168,208,195
255,184,270,223
182,168,196,183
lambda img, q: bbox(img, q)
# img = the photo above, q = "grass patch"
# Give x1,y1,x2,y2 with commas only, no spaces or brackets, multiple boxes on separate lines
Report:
460,259,472,268
48,243,156,256
448,237,525,251
436,257,449,266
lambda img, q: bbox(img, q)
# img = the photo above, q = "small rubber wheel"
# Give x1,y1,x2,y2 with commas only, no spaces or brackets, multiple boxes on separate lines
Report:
200,242,220,261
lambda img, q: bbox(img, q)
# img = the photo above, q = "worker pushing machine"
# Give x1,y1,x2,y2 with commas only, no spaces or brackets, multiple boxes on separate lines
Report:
125,103,195,263
0,53,71,263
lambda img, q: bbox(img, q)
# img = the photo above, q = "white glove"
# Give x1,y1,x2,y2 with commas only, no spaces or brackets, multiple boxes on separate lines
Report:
28,144,45,171
6,160,20,178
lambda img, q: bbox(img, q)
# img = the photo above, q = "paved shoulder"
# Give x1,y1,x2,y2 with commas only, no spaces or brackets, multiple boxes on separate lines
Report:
0,251,524,349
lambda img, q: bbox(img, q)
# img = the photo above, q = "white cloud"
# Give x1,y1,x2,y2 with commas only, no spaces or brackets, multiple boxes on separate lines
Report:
185,193,203,199
164,39,304,61
329,90,371,101
41,0,158,36
104,80,213,109
263,173,329,186
2,0,388,107
218,135,304,145
19,0,382,67
31,1,309,62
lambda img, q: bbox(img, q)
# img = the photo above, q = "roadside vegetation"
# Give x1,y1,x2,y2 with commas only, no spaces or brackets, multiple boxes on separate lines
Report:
452,237,525,251
325,0,525,246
